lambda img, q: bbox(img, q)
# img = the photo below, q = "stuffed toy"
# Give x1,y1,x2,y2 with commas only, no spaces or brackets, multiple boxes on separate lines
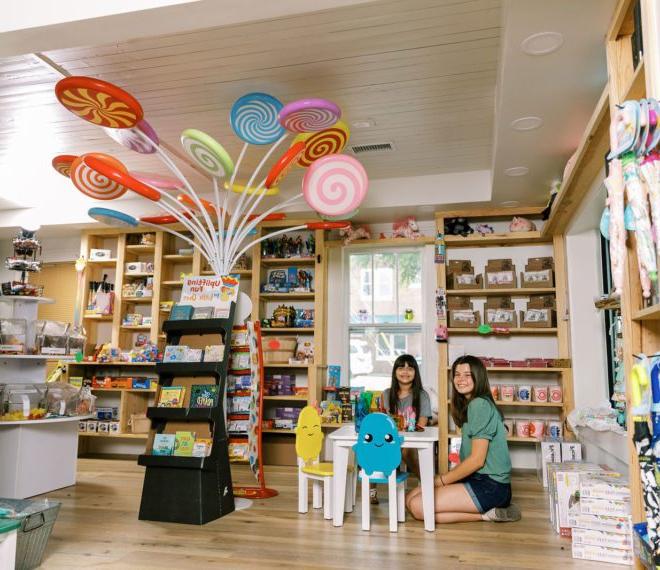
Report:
444,217,474,237
474,223,494,236
339,225,371,245
509,216,537,232
392,217,421,239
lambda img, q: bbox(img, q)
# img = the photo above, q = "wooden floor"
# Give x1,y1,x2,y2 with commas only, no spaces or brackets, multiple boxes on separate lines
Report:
37,459,604,569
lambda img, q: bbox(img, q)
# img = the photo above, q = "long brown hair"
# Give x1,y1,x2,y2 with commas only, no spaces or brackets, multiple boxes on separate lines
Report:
450,355,502,427
389,354,422,420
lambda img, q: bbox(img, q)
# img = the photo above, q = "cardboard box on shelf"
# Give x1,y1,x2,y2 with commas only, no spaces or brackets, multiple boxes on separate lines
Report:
521,257,555,288
447,260,483,290
484,296,517,327
448,297,480,328
485,259,516,289
521,294,557,328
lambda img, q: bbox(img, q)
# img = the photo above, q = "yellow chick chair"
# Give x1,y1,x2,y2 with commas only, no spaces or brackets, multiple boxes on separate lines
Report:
295,406,355,519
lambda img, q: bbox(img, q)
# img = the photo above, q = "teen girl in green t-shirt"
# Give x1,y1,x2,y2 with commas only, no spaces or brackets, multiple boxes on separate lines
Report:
407,355,520,523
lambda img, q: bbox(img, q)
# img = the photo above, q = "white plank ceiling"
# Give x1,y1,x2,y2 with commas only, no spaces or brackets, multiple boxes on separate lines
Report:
0,0,501,209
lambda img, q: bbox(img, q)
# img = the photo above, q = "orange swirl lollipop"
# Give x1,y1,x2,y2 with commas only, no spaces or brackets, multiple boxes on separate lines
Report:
55,76,143,129
70,153,128,200
83,156,161,201
52,154,78,178
293,121,350,167
265,141,306,189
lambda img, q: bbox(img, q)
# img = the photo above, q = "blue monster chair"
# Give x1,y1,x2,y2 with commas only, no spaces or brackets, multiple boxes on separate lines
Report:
352,412,409,532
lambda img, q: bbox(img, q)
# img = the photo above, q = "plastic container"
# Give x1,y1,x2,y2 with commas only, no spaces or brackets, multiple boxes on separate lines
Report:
1,384,48,421
129,413,150,434
0,319,27,354
0,498,61,570
34,321,69,356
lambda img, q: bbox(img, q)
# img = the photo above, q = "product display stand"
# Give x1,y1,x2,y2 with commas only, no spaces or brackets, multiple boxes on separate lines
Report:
137,303,236,525
0,296,81,498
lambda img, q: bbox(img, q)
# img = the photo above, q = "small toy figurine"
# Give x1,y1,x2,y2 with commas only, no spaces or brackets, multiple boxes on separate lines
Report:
339,225,371,245
444,217,474,237
509,216,537,232
392,216,421,239
474,223,494,236
404,308,414,321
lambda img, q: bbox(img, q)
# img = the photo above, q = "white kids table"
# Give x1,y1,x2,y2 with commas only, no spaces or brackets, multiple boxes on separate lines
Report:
0,519,19,570
328,425,438,531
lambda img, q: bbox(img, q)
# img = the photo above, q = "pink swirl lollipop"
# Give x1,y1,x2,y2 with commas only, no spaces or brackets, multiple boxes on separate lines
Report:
104,119,159,154
132,171,183,190
302,154,368,217
278,98,341,133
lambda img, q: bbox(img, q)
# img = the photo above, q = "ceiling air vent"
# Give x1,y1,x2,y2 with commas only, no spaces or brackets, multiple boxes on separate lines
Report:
348,142,395,155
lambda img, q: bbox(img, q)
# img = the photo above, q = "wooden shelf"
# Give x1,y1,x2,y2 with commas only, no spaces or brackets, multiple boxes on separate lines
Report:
161,280,183,287
87,258,117,267
163,254,193,261
624,61,646,101
448,432,540,444
121,325,151,331
259,292,315,300
84,314,113,321
121,297,153,304
326,237,435,248
446,400,562,408
447,288,555,296
260,327,315,333
263,395,308,401
260,257,315,266
201,269,252,276
124,272,154,278
447,327,558,335
125,245,155,253
70,362,157,366
632,304,660,321
262,428,296,434
263,362,311,369
80,432,148,439
442,366,567,373
91,388,157,393
444,232,549,247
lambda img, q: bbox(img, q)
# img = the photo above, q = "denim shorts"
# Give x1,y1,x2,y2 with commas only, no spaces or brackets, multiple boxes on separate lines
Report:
462,473,512,513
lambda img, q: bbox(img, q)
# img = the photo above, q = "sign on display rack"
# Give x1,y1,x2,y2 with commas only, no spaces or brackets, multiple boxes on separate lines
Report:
180,275,240,319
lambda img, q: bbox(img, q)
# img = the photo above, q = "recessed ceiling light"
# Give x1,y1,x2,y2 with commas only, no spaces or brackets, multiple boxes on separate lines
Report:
510,116,543,131
521,32,564,55
504,167,529,177
352,119,375,129
500,201,520,208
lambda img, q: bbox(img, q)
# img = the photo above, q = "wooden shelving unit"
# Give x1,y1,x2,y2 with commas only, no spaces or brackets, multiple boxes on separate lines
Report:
632,304,660,321
435,208,574,473
250,220,328,466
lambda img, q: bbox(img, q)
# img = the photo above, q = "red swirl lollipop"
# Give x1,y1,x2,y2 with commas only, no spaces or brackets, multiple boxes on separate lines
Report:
306,221,351,230
293,121,350,167
70,153,128,200
55,76,143,129
265,141,306,189
83,156,161,201
52,154,77,178
140,213,192,225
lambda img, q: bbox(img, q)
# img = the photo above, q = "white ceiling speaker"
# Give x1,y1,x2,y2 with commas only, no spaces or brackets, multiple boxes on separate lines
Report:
510,116,543,131
504,166,529,177
521,32,564,55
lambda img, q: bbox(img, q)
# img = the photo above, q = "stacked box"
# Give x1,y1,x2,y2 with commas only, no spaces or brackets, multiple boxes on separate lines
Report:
275,407,302,421
485,259,516,289
520,294,557,328
536,439,562,487
569,472,633,566
521,256,555,288
484,295,517,327
447,260,482,290
448,296,480,328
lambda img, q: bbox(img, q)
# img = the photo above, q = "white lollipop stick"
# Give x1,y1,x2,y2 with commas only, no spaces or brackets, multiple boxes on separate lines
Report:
226,176,268,263
140,221,217,271
224,134,287,265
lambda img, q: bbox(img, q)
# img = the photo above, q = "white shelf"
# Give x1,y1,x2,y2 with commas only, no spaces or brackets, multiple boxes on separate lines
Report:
0,354,76,360
0,296,54,304
0,415,91,426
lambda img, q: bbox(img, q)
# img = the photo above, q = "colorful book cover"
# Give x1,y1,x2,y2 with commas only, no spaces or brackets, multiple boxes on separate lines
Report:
152,433,175,456
192,437,213,457
173,431,196,456
157,386,185,408
192,306,214,320
170,304,194,321
203,344,225,362
163,345,188,362
190,384,219,408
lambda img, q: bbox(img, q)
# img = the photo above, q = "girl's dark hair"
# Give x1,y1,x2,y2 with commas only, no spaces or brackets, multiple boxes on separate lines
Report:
389,354,423,420
450,355,502,427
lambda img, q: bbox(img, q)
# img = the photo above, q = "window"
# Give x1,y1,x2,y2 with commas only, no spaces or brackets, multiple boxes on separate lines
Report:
347,249,423,390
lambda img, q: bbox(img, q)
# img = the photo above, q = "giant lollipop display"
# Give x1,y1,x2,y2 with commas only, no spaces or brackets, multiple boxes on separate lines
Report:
54,76,365,276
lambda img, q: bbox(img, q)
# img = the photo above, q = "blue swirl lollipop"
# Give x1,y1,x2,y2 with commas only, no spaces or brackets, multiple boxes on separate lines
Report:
88,207,138,228
230,93,285,145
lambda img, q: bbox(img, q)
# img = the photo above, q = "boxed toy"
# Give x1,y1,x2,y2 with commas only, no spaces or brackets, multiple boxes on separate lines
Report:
447,260,482,290
579,497,631,517
580,473,630,501
90,248,112,261
125,261,150,274
484,296,517,327
537,438,562,487
448,296,480,328
485,259,516,289
568,513,633,535
571,543,633,566
561,441,582,462
572,528,632,549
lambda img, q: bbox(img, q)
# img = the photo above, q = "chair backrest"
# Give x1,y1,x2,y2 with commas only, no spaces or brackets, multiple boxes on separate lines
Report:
295,405,324,463
352,412,403,476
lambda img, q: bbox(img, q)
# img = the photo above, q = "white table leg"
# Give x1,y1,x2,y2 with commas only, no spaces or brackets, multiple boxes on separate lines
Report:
361,473,370,531
418,444,436,532
298,470,308,514
388,471,398,532
332,443,349,527
312,481,322,509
